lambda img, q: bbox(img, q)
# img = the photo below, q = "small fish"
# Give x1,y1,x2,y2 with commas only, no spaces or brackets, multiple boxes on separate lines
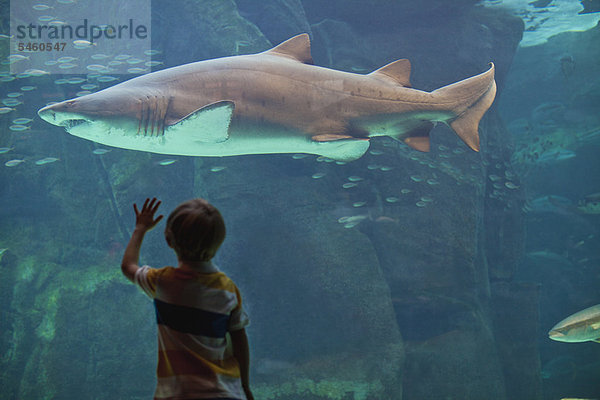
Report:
504,181,519,189
91,54,110,60
6,92,23,98
97,76,118,82
9,125,30,132
54,78,69,85
58,63,77,70
488,174,502,182
144,49,161,56
400,189,412,194
114,54,131,60
145,61,163,67
342,182,357,189
57,0,76,4
420,196,433,202
24,69,49,76
67,77,86,84
12,118,33,125
410,175,423,182
416,201,427,207
80,84,98,90
86,64,108,71
0,76,15,82
127,67,148,74
107,60,123,66
73,40,95,48
369,149,383,155
57,56,77,63
0,147,14,153
157,159,176,166
380,166,393,171
126,58,144,65
537,149,576,163
8,55,28,63
292,154,308,159
311,172,326,179
5,159,25,167
338,215,367,228
38,15,55,22
426,178,439,185
210,166,226,172
0,107,14,114
92,148,111,155
347,176,363,182
385,197,399,203
20,86,37,91
352,201,366,207
76,91,92,97
35,157,59,165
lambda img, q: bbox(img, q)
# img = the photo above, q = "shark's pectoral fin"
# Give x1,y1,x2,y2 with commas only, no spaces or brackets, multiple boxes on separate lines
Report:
315,138,370,162
368,59,411,87
167,101,234,143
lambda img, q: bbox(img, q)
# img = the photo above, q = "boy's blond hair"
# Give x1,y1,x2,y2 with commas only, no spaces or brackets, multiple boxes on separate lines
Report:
164,198,226,262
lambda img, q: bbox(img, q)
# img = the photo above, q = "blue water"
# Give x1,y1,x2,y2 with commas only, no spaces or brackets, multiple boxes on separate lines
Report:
1,1,599,399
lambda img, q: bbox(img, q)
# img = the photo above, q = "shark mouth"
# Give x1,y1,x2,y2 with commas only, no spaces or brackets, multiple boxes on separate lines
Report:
60,118,90,129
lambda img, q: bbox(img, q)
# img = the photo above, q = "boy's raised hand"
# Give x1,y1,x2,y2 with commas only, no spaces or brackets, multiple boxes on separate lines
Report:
134,197,164,231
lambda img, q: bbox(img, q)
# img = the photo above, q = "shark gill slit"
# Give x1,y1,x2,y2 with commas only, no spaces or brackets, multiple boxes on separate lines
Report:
136,96,169,137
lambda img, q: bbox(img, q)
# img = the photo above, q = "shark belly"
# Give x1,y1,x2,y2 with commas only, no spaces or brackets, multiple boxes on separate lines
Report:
68,117,370,161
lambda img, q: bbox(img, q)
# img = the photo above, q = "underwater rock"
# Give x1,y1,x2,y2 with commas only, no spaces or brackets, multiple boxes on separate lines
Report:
491,282,542,400
235,0,313,45
151,0,270,65
196,155,404,398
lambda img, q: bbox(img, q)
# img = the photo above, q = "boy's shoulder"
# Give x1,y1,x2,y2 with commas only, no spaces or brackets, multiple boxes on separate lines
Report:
153,266,239,291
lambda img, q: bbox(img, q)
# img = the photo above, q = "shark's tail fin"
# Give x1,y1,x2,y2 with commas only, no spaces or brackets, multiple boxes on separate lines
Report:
432,63,496,151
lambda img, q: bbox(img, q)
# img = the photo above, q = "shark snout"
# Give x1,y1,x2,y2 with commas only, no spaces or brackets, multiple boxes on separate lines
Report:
38,101,89,128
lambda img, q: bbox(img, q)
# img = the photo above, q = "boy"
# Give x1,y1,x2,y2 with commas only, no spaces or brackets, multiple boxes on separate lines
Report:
121,197,253,400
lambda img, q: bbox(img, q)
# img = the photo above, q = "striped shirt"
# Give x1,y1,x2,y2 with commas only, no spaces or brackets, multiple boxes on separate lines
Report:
134,263,250,400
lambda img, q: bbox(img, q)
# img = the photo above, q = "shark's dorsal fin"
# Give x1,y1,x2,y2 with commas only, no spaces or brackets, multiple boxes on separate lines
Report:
265,33,313,64
369,59,412,87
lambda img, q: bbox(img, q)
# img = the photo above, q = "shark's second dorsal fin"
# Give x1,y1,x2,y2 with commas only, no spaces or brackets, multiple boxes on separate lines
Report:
369,59,412,87
265,33,313,64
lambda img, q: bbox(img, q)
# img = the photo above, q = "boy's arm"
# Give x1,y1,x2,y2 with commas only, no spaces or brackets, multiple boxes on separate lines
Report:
230,328,253,399
121,198,163,282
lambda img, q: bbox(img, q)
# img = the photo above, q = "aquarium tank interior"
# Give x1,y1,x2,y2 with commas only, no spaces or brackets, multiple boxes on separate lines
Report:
1,0,599,399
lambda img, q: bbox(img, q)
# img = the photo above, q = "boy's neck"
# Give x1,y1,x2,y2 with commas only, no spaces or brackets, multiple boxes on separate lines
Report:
177,260,218,274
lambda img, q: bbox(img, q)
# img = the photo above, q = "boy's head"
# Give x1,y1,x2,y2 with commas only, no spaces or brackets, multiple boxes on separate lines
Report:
164,198,226,262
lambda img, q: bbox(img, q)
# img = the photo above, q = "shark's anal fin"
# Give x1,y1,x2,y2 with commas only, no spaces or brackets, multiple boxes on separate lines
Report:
264,33,313,64
403,122,433,152
368,59,411,87
167,101,234,143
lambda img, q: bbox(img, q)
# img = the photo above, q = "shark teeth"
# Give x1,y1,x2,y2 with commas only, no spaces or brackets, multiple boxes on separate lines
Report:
61,119,88,129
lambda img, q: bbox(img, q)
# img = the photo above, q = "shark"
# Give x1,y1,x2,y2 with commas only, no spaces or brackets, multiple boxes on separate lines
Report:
549,304,600,343
38,34,496,161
